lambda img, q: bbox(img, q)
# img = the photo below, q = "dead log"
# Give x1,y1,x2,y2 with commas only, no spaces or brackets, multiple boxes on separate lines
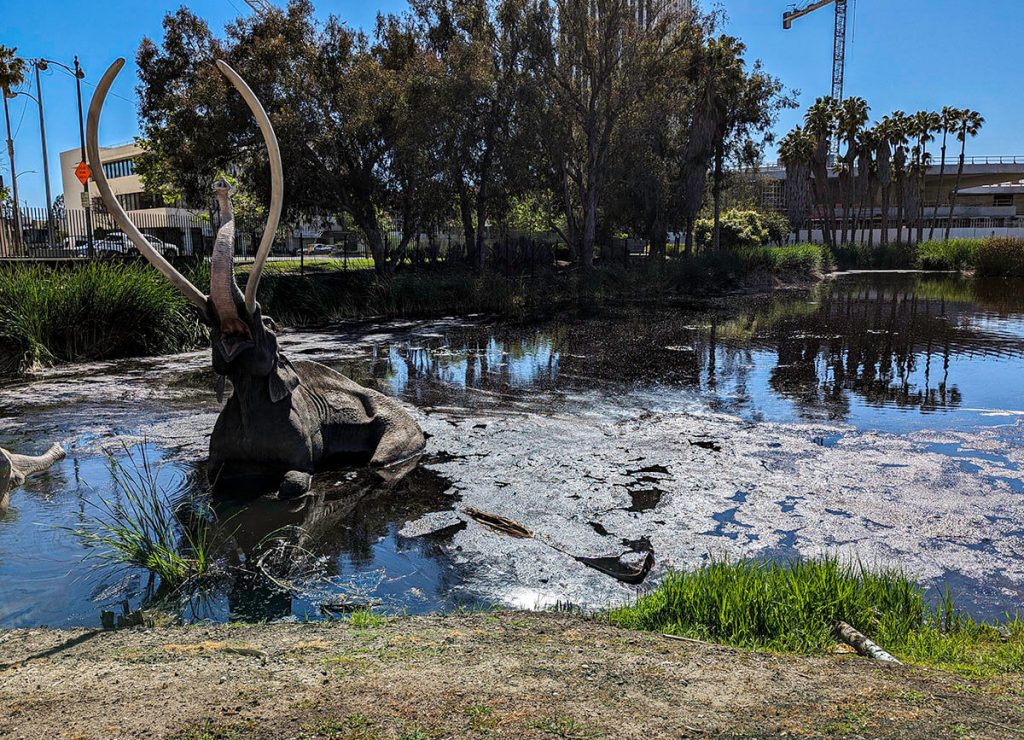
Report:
834,620,902,664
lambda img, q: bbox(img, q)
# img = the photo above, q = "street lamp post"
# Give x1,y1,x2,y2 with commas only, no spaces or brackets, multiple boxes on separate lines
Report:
36,56,93,255
73,57,94,257
32,61,54,245
2,89,23,253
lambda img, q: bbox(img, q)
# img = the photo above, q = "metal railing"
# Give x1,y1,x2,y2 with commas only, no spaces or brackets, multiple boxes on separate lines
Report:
0,207,566,274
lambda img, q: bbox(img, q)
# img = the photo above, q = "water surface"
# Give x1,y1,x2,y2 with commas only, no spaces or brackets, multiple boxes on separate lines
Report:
2,273,1023,626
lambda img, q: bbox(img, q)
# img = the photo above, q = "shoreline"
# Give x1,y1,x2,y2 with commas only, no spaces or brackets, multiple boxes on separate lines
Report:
2,611,1022,738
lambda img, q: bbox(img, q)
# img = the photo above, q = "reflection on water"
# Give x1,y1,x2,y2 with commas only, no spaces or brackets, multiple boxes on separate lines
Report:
0,443,464,627
3,273,1023,627
339,274,1024,433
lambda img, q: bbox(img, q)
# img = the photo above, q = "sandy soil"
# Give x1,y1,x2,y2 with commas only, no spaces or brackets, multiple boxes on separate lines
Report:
1,612,1022,739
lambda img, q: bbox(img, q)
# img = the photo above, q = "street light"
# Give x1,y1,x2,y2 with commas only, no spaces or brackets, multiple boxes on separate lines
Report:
35,56,93,255
4,88,51,244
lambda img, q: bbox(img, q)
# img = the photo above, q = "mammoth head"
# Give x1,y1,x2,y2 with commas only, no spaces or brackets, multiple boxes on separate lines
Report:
88,58,291,396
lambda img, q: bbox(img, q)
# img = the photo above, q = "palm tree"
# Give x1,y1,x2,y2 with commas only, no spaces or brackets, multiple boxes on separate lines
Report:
0,45,26,254
885,111,910,247
836,97,869,245
945,109,985,241
910,110,940,244
854,125,877,246
929,106,961,240
875,117,893,247
804,97,838,250
778,125,815,242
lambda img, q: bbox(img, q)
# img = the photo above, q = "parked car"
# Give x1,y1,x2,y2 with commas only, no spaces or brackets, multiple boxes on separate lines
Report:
94,231,182,258
303,243,335,255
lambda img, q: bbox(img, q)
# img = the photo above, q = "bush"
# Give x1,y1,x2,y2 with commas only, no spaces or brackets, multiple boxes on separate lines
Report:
973,237,1024,277
607,557,1024,675
694,209,792,250
917,239,983,271
829,242,918,270
741,244,827,275
0,262,204,375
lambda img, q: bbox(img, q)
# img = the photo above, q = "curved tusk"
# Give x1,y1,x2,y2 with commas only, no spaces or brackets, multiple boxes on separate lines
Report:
215,60,283,314
86,59,208,312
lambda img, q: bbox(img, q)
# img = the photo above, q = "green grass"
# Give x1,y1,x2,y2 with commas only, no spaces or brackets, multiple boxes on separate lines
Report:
917,239,983,271
607,558,1024,677
63,446,219,596
829,237,1024,275
974,237,1024,277
0,261,204,375
348,608,387,628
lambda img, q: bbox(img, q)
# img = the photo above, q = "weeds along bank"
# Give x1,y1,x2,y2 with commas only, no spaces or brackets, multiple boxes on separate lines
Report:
0,262,205,376
832,236,1024,274
608,558,1024,677
0,245,825,377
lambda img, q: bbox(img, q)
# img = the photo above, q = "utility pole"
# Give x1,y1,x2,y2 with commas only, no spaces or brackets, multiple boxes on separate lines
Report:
2,90,22,253
73,56,94,256
37,57,93,254
33,60,54,245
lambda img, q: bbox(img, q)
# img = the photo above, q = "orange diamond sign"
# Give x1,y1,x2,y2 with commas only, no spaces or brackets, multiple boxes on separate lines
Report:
74,160,91,185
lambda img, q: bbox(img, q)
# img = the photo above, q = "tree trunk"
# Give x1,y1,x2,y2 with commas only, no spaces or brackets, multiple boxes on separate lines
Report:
712,144,724,252
458,185,475,264
946,134,967,241
930,130,948,241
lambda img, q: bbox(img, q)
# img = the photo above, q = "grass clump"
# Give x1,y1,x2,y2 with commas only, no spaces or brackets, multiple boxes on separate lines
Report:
64,446,218,595
607,557,1024,676
974,237,1024,277
917,239,983,271
0,261,204,375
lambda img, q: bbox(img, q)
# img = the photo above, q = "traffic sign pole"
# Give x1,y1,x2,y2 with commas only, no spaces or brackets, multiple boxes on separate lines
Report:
74,57,94,257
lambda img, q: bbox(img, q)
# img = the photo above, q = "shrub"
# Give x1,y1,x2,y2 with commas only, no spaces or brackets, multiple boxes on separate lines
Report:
694,209,792,250
973,237,1024,277
917,239,983,271
0,261,204,374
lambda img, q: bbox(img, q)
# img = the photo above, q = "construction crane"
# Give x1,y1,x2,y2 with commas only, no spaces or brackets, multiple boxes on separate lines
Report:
242,0,275,15
783,0,849,103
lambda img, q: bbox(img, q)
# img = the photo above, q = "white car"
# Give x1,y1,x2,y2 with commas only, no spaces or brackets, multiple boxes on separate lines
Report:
94,232,183,258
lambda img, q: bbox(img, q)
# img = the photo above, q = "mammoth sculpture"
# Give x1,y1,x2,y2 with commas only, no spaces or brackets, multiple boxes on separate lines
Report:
1,444,66,512
86,58,425,499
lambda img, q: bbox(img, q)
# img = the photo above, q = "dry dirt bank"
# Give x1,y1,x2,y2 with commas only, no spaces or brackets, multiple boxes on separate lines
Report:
1,612,1021,739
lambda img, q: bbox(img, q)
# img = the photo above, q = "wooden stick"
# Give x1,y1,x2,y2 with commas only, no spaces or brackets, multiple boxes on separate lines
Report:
834,621,902,665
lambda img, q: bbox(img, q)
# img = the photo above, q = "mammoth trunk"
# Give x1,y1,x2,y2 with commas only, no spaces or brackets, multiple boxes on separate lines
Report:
211,189,247,335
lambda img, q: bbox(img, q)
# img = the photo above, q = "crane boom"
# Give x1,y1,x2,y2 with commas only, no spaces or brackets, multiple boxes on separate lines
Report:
242,0,275,15
782,0,849,102
782,0,836,30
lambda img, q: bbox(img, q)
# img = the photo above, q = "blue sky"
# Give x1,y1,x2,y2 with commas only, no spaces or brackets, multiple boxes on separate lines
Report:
2,0,1020,206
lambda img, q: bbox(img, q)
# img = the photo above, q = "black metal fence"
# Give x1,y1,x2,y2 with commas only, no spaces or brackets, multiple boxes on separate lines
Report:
0,206,570,273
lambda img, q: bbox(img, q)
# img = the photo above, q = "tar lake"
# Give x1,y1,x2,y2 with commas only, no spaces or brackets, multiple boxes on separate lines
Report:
2,272,1023,628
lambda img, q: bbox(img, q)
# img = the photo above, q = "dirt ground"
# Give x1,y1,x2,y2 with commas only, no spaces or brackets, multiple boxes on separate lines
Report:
1,612,1022,739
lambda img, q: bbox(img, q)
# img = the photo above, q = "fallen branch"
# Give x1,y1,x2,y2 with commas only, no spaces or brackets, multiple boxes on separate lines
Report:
833,621,902,665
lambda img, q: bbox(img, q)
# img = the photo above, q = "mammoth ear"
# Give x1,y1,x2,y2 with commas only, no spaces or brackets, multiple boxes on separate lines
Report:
268,356,301,403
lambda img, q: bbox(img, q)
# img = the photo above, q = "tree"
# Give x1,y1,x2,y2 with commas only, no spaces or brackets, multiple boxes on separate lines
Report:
834,97,869,245
929,106,960,241
945,109,984,241
804,97,837,250
778,126,815,243
137,2,453,275
910,110,939,244
529,0,689,267
412,0,539,270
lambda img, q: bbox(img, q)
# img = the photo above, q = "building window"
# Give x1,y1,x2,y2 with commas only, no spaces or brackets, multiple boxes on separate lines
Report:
116,191,157,211
993,194,1015,207
102,158,135,179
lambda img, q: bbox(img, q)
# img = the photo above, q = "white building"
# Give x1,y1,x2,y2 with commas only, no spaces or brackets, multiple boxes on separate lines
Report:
60,142,204,254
